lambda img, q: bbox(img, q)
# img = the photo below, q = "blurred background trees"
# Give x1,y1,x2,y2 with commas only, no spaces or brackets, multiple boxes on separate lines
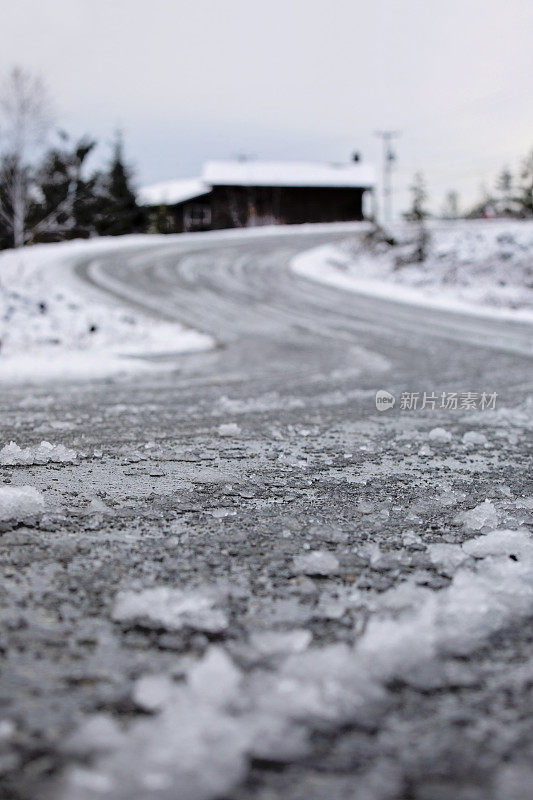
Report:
0,68,144,249
1,65,533,250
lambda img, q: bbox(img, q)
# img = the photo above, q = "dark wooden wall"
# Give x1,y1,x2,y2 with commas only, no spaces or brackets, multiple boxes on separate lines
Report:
209,185,366,229
147,185,367,233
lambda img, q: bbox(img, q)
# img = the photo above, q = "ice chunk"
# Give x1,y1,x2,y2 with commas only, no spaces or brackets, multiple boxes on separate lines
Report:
0,485,45,521
0,720,15,741
356,597,438,681
437,489,465,507
250,629,312,658
313,593,347,619
0,440,77,465
293,550,340,576
218,423,241,437
62,714,126,757
84,497,114,516
133,675,176,712
259,643,387,728
427,543,469,573
462,529,533,559
455,499,498,530
417,444,433,457
462,430,488,447
112,586,228,633
188,647,242,707
428,427,452,443
58,691,249,800
246,714,310,762
494,762,533,800
402,530,422,546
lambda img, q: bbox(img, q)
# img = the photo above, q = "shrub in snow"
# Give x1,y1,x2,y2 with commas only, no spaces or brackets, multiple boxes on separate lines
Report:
0,485,45,521
0,440,77,465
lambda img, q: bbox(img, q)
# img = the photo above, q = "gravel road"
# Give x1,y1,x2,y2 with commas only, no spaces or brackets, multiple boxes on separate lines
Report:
1,228,532,800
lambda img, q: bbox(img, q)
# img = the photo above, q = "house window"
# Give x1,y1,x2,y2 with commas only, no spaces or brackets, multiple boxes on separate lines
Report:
183,204,211,231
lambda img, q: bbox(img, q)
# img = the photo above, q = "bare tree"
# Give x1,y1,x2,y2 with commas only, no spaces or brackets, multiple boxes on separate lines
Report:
0,67,52,247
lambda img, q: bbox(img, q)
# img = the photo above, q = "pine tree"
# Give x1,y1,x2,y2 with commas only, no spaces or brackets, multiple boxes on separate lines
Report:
97,132,145,236
518,149,533,217
28,133,100,242
404,172,429,221
495,167,515,216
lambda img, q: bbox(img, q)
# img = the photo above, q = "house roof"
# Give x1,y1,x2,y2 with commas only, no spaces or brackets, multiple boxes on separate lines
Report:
202,160,375,189
138,160,375,206
138,178,210,206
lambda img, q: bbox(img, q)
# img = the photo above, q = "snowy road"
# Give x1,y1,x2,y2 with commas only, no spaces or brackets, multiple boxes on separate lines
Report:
1,227,532,800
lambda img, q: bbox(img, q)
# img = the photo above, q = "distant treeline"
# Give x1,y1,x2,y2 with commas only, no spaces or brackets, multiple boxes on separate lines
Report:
405,152,533,223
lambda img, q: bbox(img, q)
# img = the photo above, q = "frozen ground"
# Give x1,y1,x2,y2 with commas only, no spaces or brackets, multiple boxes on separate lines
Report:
293,219,533,323
0,226,532,800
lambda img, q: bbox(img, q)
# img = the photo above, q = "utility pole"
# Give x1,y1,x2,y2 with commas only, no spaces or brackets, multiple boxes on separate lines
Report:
374,131,400,225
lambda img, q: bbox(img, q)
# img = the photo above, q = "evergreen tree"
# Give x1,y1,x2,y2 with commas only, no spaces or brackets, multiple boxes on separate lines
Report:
495,167,516,216
97,132,145,236
518,149,533,217
28,132,100,242
404,172,429,221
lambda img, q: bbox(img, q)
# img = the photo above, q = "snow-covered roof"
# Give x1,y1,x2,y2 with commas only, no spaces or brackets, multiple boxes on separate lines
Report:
202,160,375,189
139,160,375,206
138,178,210,206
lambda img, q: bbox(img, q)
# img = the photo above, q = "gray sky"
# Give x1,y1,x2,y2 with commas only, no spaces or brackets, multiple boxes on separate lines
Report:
2,0,532,215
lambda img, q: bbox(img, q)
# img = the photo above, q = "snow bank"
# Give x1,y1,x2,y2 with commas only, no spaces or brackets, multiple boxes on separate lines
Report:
0,485,44,521
292,219,533,323
0,236,213,383
0,441,77,465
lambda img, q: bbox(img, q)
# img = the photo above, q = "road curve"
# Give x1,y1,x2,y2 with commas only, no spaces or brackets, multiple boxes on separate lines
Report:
79,227,533,361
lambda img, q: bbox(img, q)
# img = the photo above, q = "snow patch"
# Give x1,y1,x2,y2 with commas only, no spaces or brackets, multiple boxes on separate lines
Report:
0,237,213,383
292,220,533,323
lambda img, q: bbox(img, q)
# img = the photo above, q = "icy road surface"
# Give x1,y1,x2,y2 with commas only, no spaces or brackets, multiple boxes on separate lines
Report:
0,226,532,800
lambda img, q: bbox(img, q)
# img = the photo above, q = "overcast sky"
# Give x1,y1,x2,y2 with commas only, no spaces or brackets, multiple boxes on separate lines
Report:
2,0,532,215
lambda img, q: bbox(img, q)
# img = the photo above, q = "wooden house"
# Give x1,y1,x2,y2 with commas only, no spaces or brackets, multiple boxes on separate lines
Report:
139,158,375,233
